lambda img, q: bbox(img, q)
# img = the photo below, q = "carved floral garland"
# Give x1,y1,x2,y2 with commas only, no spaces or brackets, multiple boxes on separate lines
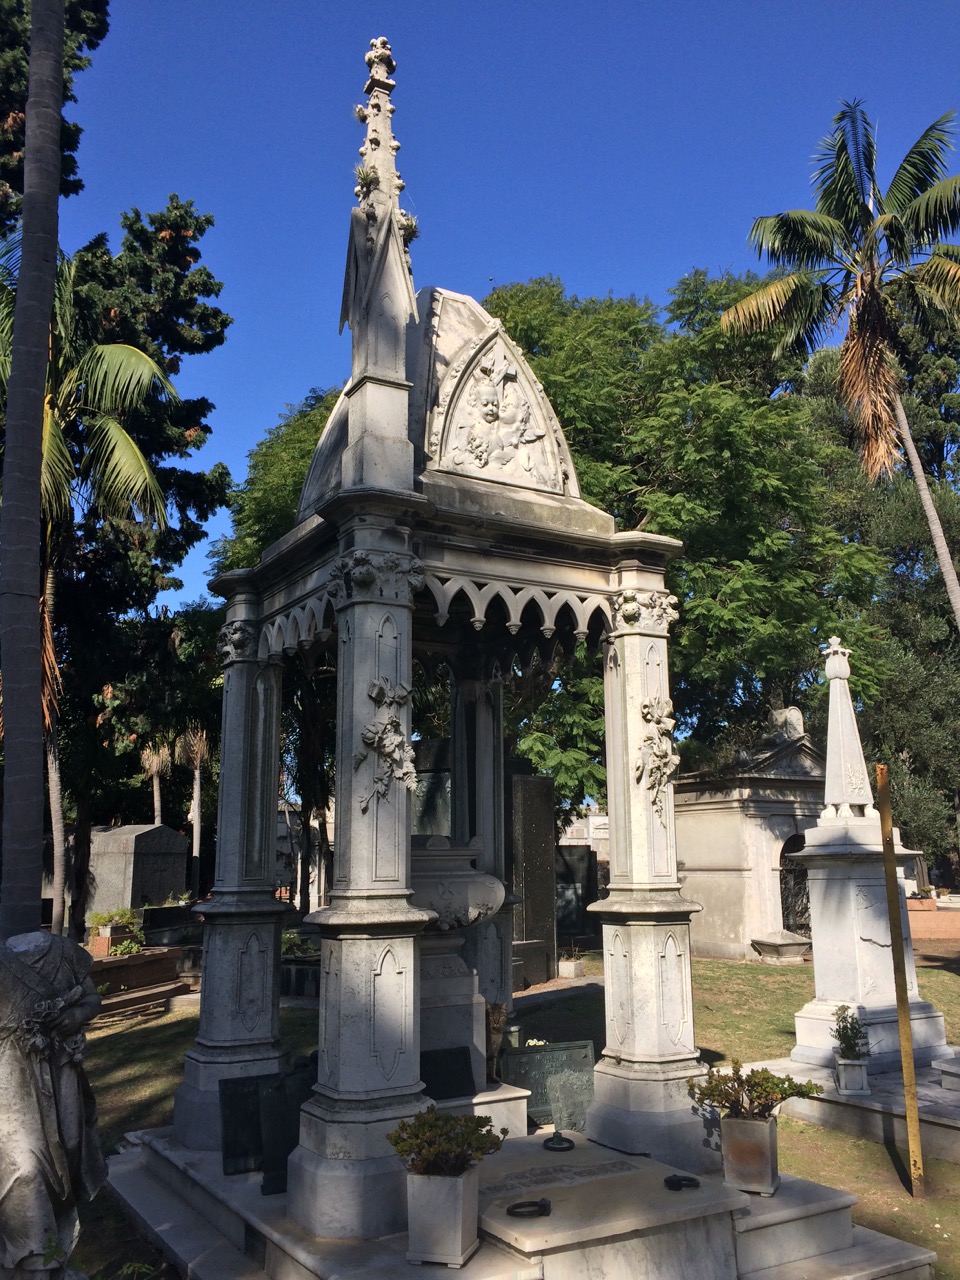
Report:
354,677,418,813
635,694,680,825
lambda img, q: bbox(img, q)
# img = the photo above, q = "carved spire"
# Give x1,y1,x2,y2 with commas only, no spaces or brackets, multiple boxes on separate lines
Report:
355,37,405,212
821,636,875,818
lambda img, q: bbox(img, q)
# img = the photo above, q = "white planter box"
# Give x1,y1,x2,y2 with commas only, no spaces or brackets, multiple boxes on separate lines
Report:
835,1056,870,1096
406,1166,480,1267
558,958,585,978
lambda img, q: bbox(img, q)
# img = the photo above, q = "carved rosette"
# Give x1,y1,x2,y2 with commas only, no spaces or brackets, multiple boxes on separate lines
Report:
635,694,680,826
354,678,418,813
327,551,425,606
613,590,679,634
217,620,259,665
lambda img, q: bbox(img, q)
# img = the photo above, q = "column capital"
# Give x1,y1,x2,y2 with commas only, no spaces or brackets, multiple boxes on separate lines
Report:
217,619,261,666
611,589,679,635
328,547,425,609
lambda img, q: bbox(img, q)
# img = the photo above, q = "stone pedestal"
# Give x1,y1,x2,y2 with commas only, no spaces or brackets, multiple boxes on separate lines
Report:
791,817,946,1068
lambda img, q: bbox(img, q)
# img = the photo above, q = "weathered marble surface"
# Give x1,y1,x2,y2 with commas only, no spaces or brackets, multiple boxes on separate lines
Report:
0,932,105,1278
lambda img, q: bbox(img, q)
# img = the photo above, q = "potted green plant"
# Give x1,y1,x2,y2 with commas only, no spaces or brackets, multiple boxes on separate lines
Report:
87,908,143,957
688,1062,822,1195
832,1005,870,1095
387,1106,507,1267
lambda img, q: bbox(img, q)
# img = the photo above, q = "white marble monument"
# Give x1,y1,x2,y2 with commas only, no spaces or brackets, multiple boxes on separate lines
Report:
791,637,948,1068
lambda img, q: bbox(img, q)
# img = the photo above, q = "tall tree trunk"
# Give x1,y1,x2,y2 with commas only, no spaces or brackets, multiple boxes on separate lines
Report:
894,396,960,633
297,800,314,914
46,734,65,933
190,764,201,898
68,793,90,941
43,560,67,934
0,0,64,939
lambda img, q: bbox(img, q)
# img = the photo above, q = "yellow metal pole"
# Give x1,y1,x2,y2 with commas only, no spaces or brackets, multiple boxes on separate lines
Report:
875,763,924,1197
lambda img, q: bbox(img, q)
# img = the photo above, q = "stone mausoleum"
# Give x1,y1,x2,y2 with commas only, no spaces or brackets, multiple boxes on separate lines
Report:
107,39,941,1279
170,35,706,1239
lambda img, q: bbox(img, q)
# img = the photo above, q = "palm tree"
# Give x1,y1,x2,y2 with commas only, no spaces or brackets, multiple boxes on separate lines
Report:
141,742,171,825
0,0,66,939
0,243,176,934
722,100,960,630
176,725,208,899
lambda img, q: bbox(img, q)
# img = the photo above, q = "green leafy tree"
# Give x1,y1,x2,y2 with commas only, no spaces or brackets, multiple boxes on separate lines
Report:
211,388,341,912
0,0,108,238
1,241,178,932
211,387,341,573
723,100,960,631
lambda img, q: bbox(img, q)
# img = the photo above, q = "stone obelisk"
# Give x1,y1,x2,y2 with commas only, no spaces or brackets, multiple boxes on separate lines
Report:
791,637,947,1068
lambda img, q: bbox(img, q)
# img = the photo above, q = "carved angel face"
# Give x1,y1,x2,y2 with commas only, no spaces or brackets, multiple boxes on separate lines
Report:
477,383,500,424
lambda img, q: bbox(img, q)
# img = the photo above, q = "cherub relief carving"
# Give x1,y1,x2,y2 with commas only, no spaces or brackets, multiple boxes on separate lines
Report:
448,355,551,487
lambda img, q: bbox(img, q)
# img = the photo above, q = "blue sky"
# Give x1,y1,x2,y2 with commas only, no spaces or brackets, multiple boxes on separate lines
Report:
55,0,960,607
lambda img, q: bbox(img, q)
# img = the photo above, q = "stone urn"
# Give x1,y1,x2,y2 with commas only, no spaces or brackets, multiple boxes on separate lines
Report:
410,839,505,930
720,1115,780,1196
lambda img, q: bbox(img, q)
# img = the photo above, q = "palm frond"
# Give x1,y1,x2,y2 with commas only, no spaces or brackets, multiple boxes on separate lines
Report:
71,343,179,416
814,100,875,228
0,279,14,387
913,251,960,321
721,272,836,356
901,175,960,246
721,273,809,334
884,111,955,212
80,413,169,525
748,210,848,268
875,211,910,265
40,401,74,522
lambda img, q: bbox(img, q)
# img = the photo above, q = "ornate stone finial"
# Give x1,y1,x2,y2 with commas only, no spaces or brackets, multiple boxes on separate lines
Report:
821,636,874,818
354,36,405,211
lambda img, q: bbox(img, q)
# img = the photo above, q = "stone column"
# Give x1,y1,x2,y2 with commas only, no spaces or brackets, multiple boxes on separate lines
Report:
173,574,287,1150
455,677,514,1009
286,519,434,1240
586,585,715,1171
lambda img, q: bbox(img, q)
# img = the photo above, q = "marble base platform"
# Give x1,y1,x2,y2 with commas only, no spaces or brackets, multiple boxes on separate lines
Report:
107,1126,935,1279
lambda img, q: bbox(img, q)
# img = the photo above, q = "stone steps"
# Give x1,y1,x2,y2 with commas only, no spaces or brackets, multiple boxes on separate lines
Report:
108,1148,263,1280
732,1176,935,1280
108,1140,544,1280
739,1225,935,1279
99,979,191,1017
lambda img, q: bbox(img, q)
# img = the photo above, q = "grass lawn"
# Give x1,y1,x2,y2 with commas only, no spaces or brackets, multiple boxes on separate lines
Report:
74,951,960,1279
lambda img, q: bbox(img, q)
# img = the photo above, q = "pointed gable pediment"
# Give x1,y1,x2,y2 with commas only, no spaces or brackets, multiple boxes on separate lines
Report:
422,290,579,498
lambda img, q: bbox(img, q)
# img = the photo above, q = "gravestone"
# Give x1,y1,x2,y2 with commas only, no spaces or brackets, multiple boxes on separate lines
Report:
219,1058,316,1191
501,1040,595,1125
508,770,557,986
219,1077,265,1175
555,843,597,939
420,1047,476,1101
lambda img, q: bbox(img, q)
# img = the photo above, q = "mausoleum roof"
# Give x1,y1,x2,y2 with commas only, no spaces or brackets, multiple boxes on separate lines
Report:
295,36,611,540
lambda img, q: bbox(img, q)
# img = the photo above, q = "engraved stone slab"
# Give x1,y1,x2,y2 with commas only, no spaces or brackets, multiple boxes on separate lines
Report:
546,1068,595,1133
500,1040,595,1125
